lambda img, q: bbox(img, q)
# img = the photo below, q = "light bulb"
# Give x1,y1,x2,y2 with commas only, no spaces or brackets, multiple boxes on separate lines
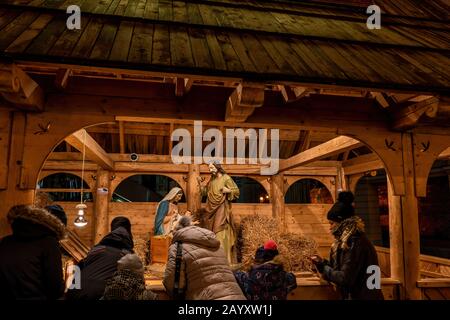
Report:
74,215,88,228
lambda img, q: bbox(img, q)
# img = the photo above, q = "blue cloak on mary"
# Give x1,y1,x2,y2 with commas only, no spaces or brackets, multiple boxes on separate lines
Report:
154,187,182,236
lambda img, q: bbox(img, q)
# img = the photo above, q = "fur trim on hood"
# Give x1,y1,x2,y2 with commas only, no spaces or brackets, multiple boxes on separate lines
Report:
7,205,66,240
264,254,287,269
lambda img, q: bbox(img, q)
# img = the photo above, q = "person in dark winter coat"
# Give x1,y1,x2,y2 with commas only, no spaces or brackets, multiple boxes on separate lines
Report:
66,216,134,300
311,191,384,300
234,240,297,300
102,253,158,300
0,205,66,300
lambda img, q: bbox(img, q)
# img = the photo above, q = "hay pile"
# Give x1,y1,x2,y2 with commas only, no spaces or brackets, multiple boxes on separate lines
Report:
237,214,318,272
133,235,150,266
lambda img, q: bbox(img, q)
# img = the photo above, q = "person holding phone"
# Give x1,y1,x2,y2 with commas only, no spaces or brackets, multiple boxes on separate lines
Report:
310,191,383,300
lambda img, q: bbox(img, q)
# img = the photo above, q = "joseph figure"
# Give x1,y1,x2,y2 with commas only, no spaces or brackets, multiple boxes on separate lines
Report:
198,162,240,264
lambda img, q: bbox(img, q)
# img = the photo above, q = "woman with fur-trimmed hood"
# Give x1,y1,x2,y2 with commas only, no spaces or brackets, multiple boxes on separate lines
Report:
311,191,384,300
0,205,66,300
234,240,297,300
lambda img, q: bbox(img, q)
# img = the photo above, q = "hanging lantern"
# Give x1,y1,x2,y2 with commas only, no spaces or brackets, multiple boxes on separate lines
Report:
74,203,88,227
74,129,88,228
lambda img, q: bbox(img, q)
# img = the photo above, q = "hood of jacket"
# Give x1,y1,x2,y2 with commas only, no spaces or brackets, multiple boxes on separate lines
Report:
253,254,287,272
98,226,134,251
7,205,66,240
172,226,220,249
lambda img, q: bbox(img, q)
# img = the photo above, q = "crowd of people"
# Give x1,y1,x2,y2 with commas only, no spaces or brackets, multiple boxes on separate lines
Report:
0,190,383,300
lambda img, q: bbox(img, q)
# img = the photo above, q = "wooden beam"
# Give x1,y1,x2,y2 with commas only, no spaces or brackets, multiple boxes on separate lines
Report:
54,68,71,90
278,85,309,103
65,129,114,171
0,63,44,111
400,133,421,299
279,136,362,172
94,169,111,243
271,174,286,233
118,121,125,154
388,175,405,299
392,97,440,130
225,82,265,122
440,147,450,159
371,92,390,108
0,110,10,190
187,164,201,213
343,153,384,175
175,77,185,97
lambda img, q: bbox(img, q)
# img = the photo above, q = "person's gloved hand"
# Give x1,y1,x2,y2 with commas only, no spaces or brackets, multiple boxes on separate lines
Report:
310,255,325,273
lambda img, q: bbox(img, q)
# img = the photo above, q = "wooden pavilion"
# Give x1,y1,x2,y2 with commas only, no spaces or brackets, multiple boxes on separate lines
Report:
0,0,449,300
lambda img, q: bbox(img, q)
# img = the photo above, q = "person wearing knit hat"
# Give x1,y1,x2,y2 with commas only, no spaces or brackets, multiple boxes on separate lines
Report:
45,204,68,227
310,191,384,300
234,240,297,300
66,216,134,300
102,254,158,300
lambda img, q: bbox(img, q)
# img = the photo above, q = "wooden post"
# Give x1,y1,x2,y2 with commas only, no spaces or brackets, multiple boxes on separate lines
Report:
387,174,405,299
93,169,111,244
187,164,201,214
119,121,125,154
400,133,421,300
336,164,348,195
0,112,35,237
271,174,286,232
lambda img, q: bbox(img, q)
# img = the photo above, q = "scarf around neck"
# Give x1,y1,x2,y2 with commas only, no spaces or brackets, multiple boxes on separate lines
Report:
330,216,365,263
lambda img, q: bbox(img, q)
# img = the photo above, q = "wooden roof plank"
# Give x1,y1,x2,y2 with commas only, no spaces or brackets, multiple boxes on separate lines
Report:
186,2,203,24
256,35,296,75
90,21,118,60
266,37,314,76
152,23,171,65
188,28,214,69
227,33,257,73
48,16,88,57
170,25,194,67
112,0,129,16
105,0,122,15
25,15,66,55
124,0,140,17
173,0,188,22
203,29,226,71
128,22,153,64
5,13,53,53
109,20,133,61
92,0,116,14
215,31,243,72
158,0,173,21
241,33,280,74
0,11,39,51
143,0,159,19
71,19,103,58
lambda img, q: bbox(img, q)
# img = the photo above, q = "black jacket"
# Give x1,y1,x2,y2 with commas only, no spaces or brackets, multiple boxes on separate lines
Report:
66,227,134,300
0,207,66,300
322,232,384,300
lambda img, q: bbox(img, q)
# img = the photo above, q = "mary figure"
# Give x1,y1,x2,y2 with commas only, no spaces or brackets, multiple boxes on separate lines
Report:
154,187,183,236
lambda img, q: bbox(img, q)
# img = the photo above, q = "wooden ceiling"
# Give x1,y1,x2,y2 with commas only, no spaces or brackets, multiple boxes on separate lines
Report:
0,0,449,93
52,120,379,161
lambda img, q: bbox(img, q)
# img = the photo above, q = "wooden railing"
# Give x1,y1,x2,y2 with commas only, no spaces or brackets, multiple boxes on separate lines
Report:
375,246,450,279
